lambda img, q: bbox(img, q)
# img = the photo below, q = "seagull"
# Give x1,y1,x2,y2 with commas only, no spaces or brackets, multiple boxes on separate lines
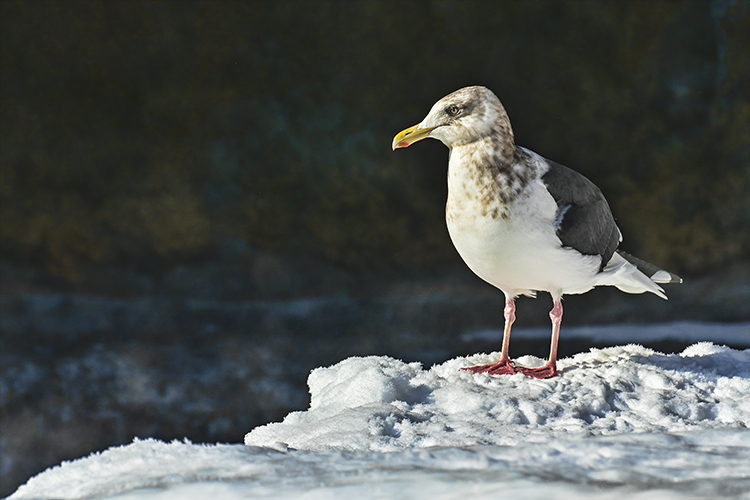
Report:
392,86,681,379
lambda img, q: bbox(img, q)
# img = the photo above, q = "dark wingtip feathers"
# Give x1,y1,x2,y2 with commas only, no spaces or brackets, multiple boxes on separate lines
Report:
617,250,683,284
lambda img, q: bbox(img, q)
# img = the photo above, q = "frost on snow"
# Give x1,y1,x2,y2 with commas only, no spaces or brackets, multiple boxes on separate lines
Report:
244,343,750,451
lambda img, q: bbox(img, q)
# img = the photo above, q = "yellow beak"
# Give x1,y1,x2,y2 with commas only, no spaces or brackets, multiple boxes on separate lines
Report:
392,124,436,150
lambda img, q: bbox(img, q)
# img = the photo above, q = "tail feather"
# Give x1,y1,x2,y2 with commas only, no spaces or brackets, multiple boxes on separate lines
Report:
597,252,667,299
617,250,683,284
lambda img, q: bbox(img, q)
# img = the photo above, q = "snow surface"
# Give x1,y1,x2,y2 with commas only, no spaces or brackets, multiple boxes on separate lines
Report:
10,342,750,500
244,343,750,450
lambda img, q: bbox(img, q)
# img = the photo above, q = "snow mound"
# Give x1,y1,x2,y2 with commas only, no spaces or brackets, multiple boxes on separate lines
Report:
10,343,750,500
245,343,750,451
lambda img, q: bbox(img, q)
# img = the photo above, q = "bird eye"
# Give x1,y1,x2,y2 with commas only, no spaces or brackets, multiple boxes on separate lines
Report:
447,105,461,116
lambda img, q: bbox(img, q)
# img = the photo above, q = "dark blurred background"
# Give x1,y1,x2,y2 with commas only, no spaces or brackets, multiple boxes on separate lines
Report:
1,0,748,495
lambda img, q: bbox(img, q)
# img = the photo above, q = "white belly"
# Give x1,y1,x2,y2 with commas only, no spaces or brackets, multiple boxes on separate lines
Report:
446,179,601,298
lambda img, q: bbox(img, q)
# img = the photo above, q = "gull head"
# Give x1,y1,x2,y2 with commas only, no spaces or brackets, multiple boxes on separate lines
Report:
392,86,513,150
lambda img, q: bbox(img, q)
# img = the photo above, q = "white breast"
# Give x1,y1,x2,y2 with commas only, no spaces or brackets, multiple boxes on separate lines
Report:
445,150,602,299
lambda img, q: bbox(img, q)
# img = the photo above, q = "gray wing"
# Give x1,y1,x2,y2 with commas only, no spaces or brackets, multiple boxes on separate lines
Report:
541,160,620,270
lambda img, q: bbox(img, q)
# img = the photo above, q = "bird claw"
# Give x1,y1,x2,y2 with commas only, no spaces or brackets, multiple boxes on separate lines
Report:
515,364,557,379
462,360,516,375
463,361,558,379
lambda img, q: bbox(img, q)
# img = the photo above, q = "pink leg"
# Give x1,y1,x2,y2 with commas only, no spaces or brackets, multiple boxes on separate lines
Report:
463,295,516,375
517,299,561,379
